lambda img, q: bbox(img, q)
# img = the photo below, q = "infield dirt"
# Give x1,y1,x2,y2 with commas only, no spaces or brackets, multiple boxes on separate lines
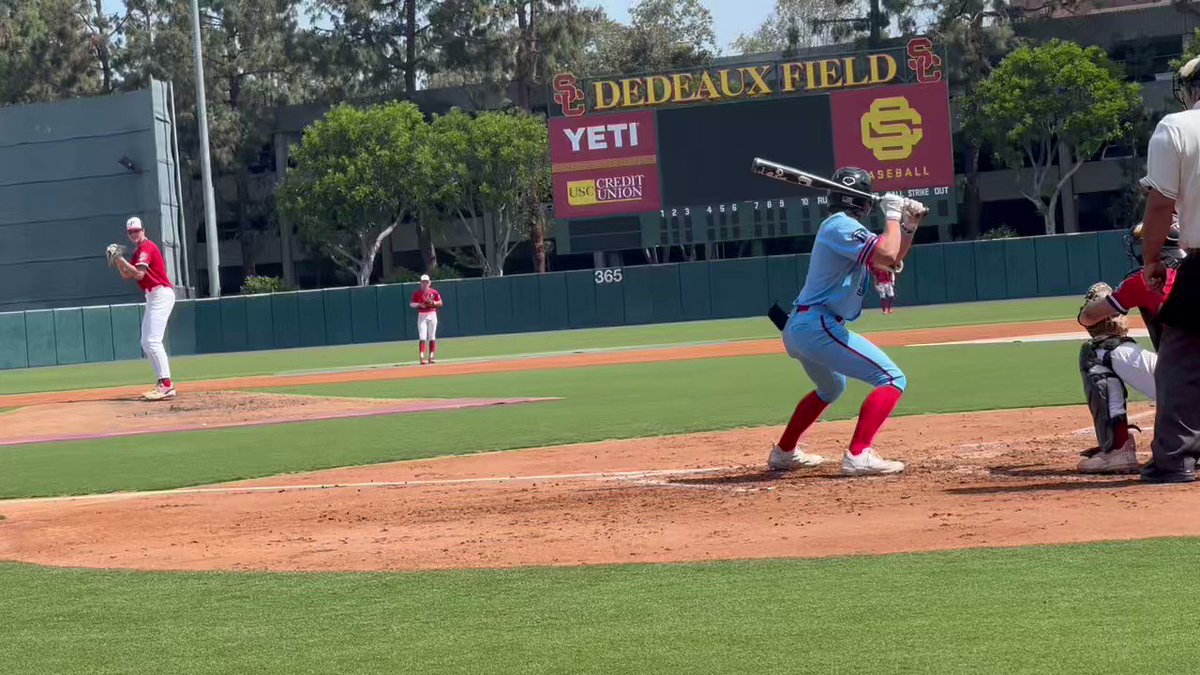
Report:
4,317,1184,573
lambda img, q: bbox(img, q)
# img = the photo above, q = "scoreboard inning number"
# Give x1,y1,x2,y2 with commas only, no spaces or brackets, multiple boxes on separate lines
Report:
661,201,789,219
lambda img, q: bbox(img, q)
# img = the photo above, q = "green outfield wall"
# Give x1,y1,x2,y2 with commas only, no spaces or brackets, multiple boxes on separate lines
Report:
0,230,1132,370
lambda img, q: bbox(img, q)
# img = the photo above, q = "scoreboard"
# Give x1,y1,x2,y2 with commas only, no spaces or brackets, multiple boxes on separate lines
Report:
547,38,955,254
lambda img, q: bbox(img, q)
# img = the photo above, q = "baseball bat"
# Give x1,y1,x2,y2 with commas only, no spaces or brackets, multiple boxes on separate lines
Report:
751,158,880,204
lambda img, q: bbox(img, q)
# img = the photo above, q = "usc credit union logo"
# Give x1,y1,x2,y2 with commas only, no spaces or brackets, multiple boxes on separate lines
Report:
860,96,923,161
567,175,646,207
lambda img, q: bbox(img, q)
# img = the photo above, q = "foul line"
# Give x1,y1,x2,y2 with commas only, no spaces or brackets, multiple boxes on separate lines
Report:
3,467,731,506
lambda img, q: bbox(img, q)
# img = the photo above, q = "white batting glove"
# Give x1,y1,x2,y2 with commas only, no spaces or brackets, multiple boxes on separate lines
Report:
879,193,905,222
901,198,927,234
902,198,929,217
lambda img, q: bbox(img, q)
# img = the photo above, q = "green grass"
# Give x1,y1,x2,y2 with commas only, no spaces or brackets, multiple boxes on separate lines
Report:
0,297,1079,396
0,339,1088,499
5,539,1200,673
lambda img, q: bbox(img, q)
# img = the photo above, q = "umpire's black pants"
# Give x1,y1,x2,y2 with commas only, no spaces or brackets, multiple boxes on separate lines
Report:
1145,254,1200,482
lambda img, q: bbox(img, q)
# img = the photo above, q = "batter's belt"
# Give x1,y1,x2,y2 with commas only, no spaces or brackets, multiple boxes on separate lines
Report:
794,305,845,323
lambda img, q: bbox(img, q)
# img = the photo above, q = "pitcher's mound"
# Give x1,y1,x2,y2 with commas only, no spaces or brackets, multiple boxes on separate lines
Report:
0,391,551,447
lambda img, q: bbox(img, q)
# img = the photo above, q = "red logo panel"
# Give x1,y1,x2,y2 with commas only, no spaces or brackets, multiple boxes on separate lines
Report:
550,110,662,219
829,81,953,192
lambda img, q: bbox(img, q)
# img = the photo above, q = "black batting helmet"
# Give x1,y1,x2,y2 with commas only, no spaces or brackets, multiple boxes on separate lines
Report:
1125,219,1186,269
827,167,874,215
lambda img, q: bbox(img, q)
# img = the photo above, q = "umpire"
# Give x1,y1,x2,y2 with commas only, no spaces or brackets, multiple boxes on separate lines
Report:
1138,56,1200,483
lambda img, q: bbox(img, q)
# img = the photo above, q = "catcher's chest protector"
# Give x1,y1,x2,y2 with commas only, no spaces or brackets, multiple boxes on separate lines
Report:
1079,336,1136,452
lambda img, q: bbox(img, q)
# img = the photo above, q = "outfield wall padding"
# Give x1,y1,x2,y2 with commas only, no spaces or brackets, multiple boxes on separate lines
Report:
0,231,1142,370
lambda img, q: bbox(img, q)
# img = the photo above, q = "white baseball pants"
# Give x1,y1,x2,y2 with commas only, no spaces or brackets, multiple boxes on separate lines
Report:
417,313,438,341
142,287,175,380
1110,342,1157,401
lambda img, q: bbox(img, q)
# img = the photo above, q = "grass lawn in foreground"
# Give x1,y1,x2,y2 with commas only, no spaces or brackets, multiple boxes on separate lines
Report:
0,339,1087,498
0,296,1079,396
4,539,1199,673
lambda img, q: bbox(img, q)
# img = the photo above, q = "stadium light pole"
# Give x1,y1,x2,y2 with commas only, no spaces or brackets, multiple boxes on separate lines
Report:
190,0,222,298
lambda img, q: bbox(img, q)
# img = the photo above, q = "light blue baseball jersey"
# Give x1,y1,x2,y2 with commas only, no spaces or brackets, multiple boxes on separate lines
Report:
793,212,878,322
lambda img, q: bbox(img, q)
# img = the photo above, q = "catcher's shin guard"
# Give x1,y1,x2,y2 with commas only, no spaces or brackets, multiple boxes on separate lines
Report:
1080,336,1136,452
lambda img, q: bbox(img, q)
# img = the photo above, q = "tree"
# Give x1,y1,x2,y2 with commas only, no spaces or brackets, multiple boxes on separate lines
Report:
733,0,860,55
278,102,427,286
310,0,434,98
966,40,1142,235
740,0,918,52
429,0,600,102
0,0,100,105
923,0,1021,239
581,0,717,75
426,0,592,276
120,0,317,277
79,0,127,94
424,109,549,277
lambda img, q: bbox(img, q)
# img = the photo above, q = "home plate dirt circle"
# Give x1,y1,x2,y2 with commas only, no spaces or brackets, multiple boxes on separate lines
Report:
0,391,554,447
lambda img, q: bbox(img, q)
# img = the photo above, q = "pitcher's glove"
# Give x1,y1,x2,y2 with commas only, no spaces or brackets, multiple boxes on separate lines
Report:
1079,282,1128,338
105,243,126,267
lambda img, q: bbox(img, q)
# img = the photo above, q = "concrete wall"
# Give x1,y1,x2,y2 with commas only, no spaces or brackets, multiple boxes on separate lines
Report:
0,230,1133,370
0,82,187,312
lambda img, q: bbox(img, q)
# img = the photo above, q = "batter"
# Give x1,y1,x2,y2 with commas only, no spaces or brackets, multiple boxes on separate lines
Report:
107,216,176,401
767,167,927,476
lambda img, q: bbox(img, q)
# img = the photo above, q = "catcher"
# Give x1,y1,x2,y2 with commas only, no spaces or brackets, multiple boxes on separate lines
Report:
1074,219,1185,473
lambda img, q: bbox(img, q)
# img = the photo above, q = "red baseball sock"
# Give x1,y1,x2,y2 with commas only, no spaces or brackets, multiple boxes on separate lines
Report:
419,343,426,360
429,340,436,358
1112,420,1129,450
849,385,903,456
160,378,172,388
777,391,829,452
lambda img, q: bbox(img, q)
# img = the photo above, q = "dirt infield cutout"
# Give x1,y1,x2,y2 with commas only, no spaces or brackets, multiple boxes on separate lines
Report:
7,402,1198,574
0,391,553,447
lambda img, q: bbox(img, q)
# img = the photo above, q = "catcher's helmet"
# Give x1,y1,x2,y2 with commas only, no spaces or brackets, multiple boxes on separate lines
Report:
1173,56,1200,107
1125,219,1186,269
827,167,874,214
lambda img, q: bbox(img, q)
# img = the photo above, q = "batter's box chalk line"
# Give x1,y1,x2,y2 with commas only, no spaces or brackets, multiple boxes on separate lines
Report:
6,467,735,506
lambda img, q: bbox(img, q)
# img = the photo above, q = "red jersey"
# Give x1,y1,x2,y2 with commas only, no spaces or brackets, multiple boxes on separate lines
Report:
1107,268,1175,317
871,267,893,284
412,288,441,315
1107,267,1176,349
132,240,172,293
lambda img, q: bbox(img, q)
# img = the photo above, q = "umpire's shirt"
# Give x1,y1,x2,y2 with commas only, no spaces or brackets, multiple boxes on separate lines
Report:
1142,102,1200,331
1139,101,1200,479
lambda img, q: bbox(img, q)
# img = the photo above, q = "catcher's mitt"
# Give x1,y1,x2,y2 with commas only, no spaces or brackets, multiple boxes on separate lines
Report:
105,243,126,267
1079,281,1128,338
